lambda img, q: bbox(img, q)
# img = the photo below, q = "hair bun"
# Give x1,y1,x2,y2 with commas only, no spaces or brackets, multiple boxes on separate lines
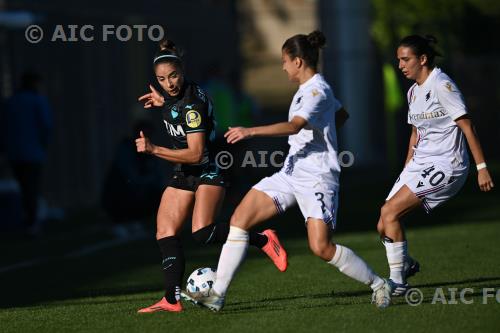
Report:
307,30,326,49
424,35,438,44
159,39,177,52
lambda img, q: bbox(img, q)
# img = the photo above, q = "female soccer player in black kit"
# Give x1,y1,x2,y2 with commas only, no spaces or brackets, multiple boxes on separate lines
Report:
136,40,287,313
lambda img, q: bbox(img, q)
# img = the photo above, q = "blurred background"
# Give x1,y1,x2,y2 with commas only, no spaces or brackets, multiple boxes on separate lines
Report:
0,0,499,290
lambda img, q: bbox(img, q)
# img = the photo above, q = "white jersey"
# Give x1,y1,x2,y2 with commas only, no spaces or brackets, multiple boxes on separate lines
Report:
407,67,469,165
283,73,342,185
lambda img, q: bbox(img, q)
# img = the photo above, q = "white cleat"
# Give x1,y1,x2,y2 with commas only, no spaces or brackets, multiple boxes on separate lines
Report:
372,279,393,309
182,288,225,312
180,290,199,305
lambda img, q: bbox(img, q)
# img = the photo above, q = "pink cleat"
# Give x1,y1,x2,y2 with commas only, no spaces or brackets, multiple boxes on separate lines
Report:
261,229,288,272
137,297,183,313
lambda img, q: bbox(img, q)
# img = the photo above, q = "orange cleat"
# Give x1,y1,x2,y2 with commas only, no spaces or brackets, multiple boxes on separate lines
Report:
137,297,183,313
261,229,288,272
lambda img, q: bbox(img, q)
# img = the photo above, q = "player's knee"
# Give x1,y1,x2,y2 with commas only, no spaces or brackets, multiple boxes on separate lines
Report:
309,241,333,261
380,203,396,223
376,218,385,235
156,228,176,239
156,217,179,239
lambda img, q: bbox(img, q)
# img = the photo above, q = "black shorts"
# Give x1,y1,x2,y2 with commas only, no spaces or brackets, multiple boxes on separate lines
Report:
169,164,226,192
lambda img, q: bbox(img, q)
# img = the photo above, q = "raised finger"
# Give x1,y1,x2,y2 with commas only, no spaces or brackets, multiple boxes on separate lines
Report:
138,93,151,101
149,84,160,95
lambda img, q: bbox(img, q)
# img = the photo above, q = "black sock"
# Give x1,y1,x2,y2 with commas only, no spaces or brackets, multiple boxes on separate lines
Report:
192,223,268,248
249,230,268,248
157,236,185,304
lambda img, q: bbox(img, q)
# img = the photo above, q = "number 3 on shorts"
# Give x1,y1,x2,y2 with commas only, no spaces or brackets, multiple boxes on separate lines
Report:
315,192,326,213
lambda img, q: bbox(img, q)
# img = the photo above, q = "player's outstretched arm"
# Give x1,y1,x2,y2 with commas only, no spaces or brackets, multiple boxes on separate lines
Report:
225,116,307,144
455,115,494,192
136,131,205,164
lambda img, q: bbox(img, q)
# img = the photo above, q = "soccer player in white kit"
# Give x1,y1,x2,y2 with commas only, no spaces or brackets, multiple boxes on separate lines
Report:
377,35,495,296
184,30,393,310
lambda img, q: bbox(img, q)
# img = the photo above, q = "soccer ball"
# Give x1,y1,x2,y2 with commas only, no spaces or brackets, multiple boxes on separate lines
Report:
186,267,216,296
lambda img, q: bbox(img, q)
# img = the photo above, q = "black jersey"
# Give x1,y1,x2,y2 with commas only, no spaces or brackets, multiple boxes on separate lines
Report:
161,81,216,171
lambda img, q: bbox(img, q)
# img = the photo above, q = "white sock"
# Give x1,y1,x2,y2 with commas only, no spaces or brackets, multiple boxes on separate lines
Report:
213,226,249,296
328,244,384,291
384,241,407,284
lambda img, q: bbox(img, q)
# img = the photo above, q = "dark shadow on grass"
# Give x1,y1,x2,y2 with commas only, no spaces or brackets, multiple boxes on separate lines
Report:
413,276,500,289
229,289,372,307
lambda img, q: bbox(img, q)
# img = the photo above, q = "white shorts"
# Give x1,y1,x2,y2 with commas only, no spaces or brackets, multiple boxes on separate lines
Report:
386,159,469,213
253,171,339,229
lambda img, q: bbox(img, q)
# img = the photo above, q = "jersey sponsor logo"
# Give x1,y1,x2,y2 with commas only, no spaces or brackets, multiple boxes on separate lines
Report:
409,110,447,121
163,119,185,137
186,110,202,128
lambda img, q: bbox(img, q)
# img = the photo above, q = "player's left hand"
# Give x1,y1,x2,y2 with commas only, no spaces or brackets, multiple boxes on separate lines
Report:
225,127,252,144
135,131,155,154
478,168,494,192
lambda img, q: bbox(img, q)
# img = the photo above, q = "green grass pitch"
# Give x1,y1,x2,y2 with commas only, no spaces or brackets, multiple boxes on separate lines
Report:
1,174,499,332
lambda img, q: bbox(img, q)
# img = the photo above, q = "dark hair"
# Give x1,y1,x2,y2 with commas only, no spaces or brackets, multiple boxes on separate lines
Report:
153,39,183,68
399,35,441,68
282,30,326,70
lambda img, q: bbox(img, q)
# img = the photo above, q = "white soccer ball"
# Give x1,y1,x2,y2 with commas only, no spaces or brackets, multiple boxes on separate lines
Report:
186,267,216,296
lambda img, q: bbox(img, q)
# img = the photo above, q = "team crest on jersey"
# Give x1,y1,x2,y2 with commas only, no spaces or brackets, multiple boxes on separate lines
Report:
186,110,202,128
425,91,431,101
312,89,320,97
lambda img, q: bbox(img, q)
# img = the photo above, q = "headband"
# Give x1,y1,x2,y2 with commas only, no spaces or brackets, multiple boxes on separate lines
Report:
153,54,180,64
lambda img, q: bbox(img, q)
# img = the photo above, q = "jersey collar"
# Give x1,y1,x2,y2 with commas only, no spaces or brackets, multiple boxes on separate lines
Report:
418,67,441,88
299,73,321,90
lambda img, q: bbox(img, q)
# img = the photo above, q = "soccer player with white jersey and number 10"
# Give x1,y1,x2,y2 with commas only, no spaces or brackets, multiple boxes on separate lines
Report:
183,30,393,310
377,35,495,296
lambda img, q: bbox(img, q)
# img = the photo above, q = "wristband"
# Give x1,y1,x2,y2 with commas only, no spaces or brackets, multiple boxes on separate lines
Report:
476,163,487,171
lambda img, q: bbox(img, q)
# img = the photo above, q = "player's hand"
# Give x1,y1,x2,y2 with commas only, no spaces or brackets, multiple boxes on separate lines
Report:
224,127,252,144
138,85,165,108
135,131,155,154
478,168,494,192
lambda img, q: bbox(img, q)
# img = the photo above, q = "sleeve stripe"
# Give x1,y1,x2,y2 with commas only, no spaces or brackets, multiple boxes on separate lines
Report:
185,129,206,133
